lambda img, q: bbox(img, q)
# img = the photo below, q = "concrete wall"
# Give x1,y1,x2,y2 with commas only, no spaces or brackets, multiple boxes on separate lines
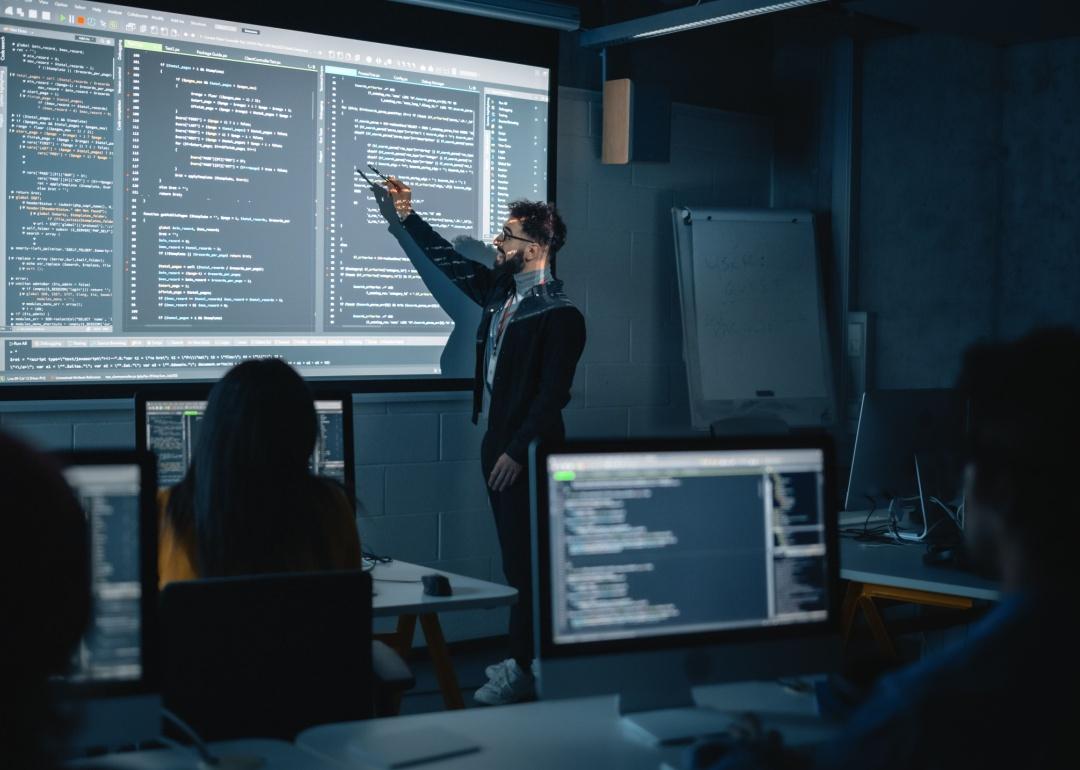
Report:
1000,36,1080,338
856,34,1002,389
855,30,1080,386
0,85,774,642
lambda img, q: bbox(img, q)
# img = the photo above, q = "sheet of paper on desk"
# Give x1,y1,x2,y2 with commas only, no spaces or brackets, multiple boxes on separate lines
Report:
348,725,480,768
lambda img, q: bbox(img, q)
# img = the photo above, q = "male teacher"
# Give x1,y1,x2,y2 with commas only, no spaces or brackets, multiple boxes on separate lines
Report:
375,178,586,705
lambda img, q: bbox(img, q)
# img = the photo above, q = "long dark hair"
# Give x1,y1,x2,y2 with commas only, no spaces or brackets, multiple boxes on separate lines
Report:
167,358,339,577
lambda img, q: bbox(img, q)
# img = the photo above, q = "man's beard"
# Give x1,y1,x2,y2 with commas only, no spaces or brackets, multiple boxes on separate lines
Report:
497,248,526,274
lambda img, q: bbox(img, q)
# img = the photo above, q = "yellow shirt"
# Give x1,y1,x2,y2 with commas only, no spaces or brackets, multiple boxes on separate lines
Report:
157,483,362,588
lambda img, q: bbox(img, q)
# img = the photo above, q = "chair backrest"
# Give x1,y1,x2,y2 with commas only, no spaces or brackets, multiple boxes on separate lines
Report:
160,570,373,741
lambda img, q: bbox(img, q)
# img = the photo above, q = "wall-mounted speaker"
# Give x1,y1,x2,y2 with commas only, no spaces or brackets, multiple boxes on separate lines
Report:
602,78,671,165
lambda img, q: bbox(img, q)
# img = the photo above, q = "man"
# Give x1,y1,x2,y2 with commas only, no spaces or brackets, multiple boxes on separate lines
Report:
705,327,1078,769
375,178,586,705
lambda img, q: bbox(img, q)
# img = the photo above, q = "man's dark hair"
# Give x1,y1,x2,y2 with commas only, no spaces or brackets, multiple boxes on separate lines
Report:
508,199,567,254
957,326,1080,577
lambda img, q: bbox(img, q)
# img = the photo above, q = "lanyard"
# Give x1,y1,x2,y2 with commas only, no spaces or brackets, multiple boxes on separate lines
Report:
493,274,546,351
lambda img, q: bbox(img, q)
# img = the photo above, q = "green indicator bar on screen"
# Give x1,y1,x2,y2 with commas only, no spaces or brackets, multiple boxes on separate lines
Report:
124,40,164,51
182,411,200,416
553,471,576,481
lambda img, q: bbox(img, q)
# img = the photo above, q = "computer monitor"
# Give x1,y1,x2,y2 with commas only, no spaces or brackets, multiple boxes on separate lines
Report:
531,436,839,745
135,388,355,497
51,450,160,751
845,389,967,540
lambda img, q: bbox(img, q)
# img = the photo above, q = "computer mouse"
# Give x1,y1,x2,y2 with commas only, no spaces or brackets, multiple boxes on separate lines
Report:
682,735,737,769
422,573,452,596
923,545,956,566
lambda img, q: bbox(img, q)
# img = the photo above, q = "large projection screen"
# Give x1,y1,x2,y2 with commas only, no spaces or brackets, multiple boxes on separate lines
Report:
0,1,551,390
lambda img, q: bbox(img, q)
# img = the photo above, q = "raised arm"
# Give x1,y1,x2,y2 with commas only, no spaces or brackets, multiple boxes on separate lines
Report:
372,177,497,307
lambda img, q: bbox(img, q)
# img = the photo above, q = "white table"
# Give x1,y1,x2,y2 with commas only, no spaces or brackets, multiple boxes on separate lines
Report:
297,680,838,770
68,738,339,769
840,537,1001,602
369,559,517,710
838,518,1001,658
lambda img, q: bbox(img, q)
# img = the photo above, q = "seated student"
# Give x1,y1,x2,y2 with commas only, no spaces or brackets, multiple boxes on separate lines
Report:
0,431,91,769
702,327,1078,770
159,358,360,584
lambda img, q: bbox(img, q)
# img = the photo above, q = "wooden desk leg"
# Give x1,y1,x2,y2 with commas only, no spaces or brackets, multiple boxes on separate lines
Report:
857,596,898,661
372,615,419,717
419,613,465,711
840,581,863,645
376,613,417,659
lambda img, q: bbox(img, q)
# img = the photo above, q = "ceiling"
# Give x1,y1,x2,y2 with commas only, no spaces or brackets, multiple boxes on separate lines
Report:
845,0,1080,45
391,0,1080,45
577,0,1080,45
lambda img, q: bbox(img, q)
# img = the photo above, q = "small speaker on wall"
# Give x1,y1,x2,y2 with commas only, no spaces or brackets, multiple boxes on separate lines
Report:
602,78,671,165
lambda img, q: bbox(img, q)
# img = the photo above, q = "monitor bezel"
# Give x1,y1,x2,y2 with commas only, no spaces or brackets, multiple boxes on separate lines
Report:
51,449,160,699
135,383,357,504
531,434,839,662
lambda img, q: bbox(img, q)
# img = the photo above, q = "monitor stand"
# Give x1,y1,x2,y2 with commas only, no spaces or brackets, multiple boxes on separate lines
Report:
617,661,736,746
893,453,962,544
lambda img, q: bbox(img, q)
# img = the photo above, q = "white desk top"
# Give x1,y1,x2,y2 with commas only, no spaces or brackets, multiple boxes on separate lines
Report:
297,680,838,770
369,559,517,617
68,739,339,770
840,535,1001,602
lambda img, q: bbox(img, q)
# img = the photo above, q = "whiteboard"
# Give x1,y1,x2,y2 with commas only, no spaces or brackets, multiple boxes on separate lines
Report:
672,208,834,429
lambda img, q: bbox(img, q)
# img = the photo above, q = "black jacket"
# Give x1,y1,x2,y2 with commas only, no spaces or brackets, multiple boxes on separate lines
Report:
401,213,586,464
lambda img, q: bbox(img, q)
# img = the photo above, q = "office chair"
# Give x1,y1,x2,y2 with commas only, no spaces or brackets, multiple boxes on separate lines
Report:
161,570,413,741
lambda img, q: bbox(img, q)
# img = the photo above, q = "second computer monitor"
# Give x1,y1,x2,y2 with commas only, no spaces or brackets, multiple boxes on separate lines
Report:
137,390,354,495
533,436,842,743
845,388,968,511
531,435,838,727
537,438,833,647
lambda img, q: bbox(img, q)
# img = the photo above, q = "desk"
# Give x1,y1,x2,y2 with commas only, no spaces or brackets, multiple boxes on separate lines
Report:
370,559,517,710
840,537,1000,602
68,739,339,769
297,681,838,770
839,533,1001,658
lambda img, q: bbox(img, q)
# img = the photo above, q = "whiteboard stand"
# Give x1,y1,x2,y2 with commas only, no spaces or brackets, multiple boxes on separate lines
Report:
709,414,790,437
672,207,836,432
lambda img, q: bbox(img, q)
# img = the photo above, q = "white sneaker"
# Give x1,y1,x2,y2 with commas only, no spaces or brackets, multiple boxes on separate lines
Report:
473,659,537,706
484,657,515,681
485,657,539,680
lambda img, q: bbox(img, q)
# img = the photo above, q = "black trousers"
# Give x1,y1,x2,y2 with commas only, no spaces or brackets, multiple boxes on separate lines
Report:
481,430,533,666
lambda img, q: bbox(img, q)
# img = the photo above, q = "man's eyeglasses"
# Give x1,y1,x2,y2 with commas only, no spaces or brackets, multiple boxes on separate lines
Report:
495,228,537,245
